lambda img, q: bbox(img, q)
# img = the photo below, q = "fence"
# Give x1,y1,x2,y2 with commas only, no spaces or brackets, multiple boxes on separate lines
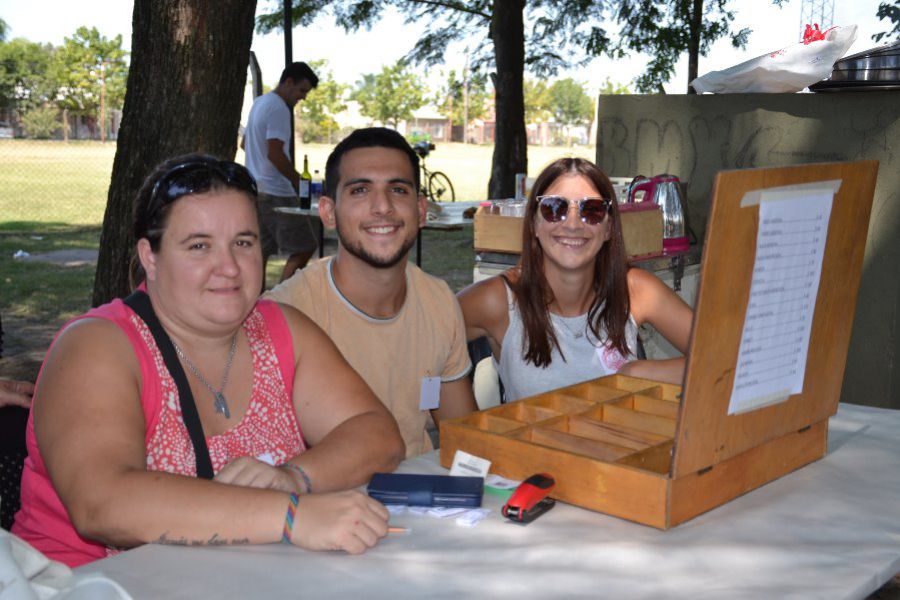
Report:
0,139,115,226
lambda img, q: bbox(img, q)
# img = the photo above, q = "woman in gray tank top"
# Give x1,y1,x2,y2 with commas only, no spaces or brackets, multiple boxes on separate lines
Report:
458,158,693,402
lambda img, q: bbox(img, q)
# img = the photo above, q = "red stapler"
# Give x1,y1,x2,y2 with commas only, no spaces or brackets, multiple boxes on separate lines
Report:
502,473,556,524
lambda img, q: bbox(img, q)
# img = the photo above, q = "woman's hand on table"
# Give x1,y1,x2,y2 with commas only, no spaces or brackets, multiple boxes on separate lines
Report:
291,490,389,554
214,456,299,493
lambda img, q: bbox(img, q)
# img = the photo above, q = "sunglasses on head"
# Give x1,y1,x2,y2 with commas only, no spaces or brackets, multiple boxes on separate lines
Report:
536,195,612,226
149,159,258,219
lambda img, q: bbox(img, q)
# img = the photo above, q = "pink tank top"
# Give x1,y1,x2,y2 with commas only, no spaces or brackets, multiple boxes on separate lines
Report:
12,298,304,567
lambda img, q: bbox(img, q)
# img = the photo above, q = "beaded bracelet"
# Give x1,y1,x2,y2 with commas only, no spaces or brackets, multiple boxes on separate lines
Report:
281,492,300,544
281,462,313,494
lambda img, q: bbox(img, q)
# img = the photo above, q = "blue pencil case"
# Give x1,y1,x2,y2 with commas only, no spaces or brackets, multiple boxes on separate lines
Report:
366,473,484,507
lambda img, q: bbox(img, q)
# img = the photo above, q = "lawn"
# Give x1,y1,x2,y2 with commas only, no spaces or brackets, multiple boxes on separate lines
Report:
0,139,596,226
238,141,596,202
0,138,595,378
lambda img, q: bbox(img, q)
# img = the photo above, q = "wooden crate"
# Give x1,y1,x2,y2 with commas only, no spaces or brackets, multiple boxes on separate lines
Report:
473,205,663,258
444,161,879,528
473,208,523,254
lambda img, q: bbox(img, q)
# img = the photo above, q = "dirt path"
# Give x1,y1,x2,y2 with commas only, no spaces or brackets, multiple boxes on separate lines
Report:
0,313,57,380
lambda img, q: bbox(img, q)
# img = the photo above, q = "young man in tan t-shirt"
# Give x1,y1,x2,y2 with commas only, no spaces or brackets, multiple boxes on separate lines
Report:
266,128,476,456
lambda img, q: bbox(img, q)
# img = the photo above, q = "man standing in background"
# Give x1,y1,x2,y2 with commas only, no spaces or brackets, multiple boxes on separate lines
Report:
243,61,319,283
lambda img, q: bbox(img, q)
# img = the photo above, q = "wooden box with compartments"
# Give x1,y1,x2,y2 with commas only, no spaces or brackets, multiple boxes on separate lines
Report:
444,161,879,528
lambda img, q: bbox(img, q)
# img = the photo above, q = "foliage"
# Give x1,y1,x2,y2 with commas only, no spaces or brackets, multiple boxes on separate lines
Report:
0,17,7,42
436,67,490,126
21,105,61,139
52,26,128,118
523,78,552,123
407,130,432,144
548,78,593,127
0,38,56,112
256,1,613,197
295,59,348,144
351,60,426,128
599,77,631,95
611,0,756,93
873,0,900,42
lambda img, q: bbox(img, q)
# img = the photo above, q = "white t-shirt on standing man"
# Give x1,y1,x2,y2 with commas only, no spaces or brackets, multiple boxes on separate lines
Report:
244,92,295,197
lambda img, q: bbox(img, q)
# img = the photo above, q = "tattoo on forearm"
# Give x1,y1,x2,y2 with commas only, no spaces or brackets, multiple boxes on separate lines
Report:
153,532,251,547
154,532,189,546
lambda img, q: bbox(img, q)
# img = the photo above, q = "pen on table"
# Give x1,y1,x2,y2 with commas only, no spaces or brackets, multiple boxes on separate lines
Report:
388,527,408,534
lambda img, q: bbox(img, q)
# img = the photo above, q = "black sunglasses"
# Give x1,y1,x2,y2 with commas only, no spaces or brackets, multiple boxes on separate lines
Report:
149,159,258,222
537,195,612,226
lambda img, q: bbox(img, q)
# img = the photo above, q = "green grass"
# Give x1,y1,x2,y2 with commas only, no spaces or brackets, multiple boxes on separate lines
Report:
238,141,596,202
1,140,595,226
0,140,117,226
0,138,592,371
0,227,99,320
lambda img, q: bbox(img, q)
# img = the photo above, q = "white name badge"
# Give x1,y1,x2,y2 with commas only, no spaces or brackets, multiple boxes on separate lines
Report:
449,449,491,479
419,376,441,410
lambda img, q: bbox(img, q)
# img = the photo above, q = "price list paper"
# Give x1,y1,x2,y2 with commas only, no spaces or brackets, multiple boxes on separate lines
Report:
727,182,839,415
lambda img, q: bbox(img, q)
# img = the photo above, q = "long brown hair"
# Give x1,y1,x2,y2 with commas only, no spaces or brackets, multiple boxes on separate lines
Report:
506,158,630,368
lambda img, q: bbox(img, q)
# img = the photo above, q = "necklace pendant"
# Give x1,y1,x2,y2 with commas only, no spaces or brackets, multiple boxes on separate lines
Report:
214,392,231,418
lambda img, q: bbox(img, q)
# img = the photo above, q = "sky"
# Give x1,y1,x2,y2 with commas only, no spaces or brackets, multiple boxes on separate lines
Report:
0,0,890,97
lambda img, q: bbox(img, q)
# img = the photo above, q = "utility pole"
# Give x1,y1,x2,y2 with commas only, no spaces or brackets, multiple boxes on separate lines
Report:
283,0,295,165
99,62,107,142
463,49,470,145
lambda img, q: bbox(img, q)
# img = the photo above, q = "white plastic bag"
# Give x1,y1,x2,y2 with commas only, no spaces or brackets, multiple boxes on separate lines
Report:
691,25,858,93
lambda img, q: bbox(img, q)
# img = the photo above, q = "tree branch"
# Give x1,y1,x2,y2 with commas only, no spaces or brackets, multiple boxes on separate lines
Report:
405,0,491,21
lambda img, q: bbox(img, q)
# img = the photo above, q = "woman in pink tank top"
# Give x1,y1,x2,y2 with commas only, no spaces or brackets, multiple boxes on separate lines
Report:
13,154,404,567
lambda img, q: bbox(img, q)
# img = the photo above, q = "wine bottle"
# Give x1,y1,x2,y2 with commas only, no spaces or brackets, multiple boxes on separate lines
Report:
299,154,312,209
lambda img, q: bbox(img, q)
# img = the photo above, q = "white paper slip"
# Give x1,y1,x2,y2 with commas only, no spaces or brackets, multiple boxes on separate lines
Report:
428,507,470,519
449,450,491,478
456,508,491,527
484,474,520,490
728,184,835,415
419,376,441,410
385,504,407,515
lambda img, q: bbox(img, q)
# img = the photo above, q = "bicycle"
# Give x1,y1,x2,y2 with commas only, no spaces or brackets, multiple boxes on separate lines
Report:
412,141,456,202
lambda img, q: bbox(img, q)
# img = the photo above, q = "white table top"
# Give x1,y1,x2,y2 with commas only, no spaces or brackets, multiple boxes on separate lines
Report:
79,403,900,599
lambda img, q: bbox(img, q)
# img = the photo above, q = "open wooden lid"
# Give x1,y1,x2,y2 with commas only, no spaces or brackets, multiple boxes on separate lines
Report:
671,161,879,478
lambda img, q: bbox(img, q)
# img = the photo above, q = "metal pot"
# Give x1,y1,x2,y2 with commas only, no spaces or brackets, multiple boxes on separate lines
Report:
811,41,900,91
626,175,690,255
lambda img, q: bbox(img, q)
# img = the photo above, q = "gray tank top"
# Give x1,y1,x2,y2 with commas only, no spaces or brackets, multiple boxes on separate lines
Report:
497,284,639,402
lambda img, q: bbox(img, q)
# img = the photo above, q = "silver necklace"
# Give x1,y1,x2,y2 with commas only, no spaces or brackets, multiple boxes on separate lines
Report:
172,333,238,418
553,313,586,339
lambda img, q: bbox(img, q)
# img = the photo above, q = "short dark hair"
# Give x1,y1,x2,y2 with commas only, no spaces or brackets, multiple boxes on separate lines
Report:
279,62,319,87
324,127,419,199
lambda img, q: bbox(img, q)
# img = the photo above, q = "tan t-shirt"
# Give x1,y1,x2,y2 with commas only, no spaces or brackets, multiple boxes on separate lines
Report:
266,257,472,457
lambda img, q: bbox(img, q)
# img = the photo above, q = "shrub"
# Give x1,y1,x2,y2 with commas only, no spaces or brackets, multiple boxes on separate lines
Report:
22,106,61,139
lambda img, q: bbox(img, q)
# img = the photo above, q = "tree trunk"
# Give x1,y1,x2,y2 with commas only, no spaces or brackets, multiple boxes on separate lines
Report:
687,0,703,94
488,0,527,199
92,0,257,306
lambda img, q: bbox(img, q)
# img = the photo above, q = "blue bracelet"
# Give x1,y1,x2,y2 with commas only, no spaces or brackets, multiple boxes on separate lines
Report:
281,462,313,494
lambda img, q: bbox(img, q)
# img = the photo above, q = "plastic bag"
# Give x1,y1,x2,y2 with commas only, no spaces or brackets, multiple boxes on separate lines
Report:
690,25,858,93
